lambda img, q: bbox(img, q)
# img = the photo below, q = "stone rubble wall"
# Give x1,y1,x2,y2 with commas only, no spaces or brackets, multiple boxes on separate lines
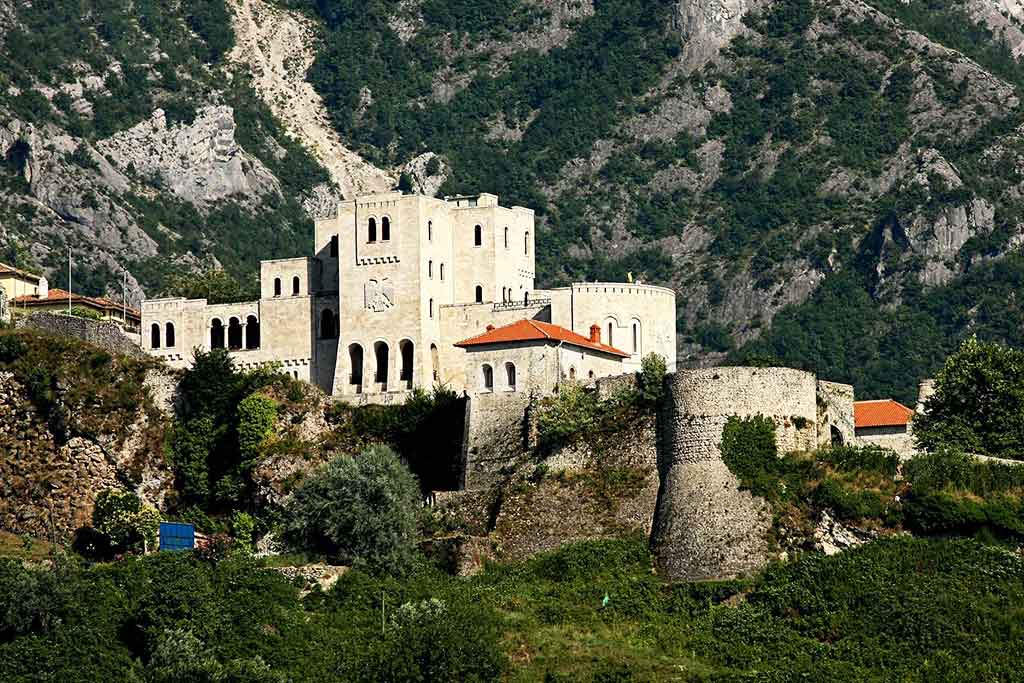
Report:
16,312,145,359
817,380,856,447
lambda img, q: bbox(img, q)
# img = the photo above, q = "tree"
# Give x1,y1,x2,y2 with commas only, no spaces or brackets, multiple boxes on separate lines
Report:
92,489,160,553
285,445,421,572
637,352,667,407
914,337,1024,459
160,268,253,305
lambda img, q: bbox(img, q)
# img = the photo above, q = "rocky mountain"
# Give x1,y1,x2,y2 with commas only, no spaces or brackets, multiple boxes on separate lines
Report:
5,0,1024,400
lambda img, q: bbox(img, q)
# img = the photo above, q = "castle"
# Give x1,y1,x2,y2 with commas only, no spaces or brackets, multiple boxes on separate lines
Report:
141,191,677,397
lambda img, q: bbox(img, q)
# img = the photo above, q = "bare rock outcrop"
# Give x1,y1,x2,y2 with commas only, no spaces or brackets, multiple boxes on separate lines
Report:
401,152,449,198
97,107,281,205
673,0,763,70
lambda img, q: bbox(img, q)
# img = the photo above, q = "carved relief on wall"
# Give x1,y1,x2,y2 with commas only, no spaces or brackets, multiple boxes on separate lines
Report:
364,278,394,312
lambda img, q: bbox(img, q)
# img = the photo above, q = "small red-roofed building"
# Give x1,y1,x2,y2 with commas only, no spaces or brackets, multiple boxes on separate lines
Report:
853,398,916,453
12,287,140,333
454,318,629,394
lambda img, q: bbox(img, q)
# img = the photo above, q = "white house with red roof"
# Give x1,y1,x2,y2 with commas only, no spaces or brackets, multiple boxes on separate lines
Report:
454,319,630,395
853,398,916,454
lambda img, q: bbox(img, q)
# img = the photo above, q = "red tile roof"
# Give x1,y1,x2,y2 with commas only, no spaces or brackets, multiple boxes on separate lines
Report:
455,319,630,357
854,399,915,428
13,288,140,319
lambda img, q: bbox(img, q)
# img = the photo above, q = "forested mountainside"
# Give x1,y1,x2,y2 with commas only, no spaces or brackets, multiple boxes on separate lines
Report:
6,0,1024,401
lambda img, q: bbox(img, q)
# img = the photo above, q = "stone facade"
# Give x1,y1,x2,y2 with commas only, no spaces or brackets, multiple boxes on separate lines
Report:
142,191,677,399
817,380,856,447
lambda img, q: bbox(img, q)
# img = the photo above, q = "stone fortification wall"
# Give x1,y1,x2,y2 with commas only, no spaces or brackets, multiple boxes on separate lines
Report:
16,312,144,358
461,390,535,490
817,380,856,447
651,367,818,581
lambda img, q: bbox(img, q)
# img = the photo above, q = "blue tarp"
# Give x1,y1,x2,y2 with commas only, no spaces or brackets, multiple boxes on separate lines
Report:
159,522,195,551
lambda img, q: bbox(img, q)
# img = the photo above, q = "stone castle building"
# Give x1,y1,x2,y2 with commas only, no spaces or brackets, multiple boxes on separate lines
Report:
141,191,676,397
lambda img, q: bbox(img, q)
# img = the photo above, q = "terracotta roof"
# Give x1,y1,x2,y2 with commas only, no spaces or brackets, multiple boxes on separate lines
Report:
0,261,42,281
13,288,140,319
455,319,630,357
854,399,915,428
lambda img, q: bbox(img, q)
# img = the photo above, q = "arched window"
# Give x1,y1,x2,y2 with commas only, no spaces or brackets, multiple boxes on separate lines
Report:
524,291,529,305
474,224,482,246
524,231,530,255
440,263,445,281
429,298,434,318
430,343,439,382
330,234,338,257
150,322,161,349
427,220,433,242
481,364,494,392
428,260,433,278
399,339,414,388
368,217,377,242
274,278,281,297
165,322,175,348
228,317,243,350
588,370,595,380
349,343,363,388
607,322,614,347
569,366,577,380
505,362,516,391
245,315,260,349
211,318,225,349
475,285,483,303
382,216,391,241
320,309,337,339
374,341,389,386
631,319,641,354
292,276,300,295
504,226,509,248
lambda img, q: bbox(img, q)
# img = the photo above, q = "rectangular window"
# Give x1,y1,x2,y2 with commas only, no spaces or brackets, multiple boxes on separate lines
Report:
330,235,338,257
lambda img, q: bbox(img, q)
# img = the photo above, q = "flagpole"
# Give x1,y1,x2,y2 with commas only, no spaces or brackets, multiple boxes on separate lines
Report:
68,246,71,316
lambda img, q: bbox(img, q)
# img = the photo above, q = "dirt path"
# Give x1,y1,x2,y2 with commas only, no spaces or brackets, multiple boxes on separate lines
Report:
227,0,394,199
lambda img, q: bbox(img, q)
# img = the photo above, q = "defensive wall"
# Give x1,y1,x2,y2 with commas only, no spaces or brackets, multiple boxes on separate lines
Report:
15,312,145,358
650,367,821,581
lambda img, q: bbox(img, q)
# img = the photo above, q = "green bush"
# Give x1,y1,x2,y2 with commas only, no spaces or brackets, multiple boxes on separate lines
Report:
237,393,277,462
92,489,160,552
230,511,256,552
284,445,422,572
536,383,602,453
719,415,779,497
636,352,667,407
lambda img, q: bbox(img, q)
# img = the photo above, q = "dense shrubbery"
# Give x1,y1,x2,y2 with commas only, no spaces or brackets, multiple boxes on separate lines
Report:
6,536,1020,681
91,489,161,555
285,445,422,573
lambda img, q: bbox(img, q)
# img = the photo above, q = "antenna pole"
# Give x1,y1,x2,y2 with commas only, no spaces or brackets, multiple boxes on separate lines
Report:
67,246,71,315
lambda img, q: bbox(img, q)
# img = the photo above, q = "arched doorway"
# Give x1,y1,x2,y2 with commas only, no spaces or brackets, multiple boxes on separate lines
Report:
165,322,175,348
399,339,414,390
348,343,364,392
210,319,225,349
150,323,161,349
245,315,260,349
374,341,389,389
228,317,243,350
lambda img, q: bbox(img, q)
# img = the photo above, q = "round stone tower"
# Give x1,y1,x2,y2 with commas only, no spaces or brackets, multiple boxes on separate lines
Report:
650,367,818,581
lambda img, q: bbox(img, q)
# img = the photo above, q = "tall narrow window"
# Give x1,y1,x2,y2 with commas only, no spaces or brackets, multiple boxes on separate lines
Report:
504,226,509,248
440,263,445,281
368,217,377,242
246,315,260,349
165,322,175,348
427,220,433,241
382,216,391,241
428,260,433,278
524,231,529,255
607,323,613,347
482,364,494,392
150,323,161,349
475,285,483,303
429,298,434,318
274,278,281,297
292,276,300,295
330,234,338,257
632,320,640,354
505,362,516,391
399,340,414,388
474,224,482,246
349,344,364,388
228,318,243,350
374,342,389,385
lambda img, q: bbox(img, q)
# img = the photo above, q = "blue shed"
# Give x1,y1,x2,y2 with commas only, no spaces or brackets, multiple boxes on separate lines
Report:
159,522,196,551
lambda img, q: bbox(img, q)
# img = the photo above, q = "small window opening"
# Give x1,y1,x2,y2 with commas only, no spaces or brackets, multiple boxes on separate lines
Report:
382,216,391,241
474,224,482,246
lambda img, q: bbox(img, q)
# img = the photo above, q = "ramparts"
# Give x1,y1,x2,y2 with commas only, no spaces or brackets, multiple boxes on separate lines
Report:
15,312,144,358
650,367,818,581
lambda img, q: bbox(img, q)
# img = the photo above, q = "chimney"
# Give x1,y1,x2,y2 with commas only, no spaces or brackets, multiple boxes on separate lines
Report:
37,277,48,298
589,324,601,343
